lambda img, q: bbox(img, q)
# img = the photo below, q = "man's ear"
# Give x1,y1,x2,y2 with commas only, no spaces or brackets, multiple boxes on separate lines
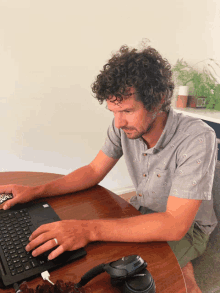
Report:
153,96,165,112
157,95,166,112
160,95,165,105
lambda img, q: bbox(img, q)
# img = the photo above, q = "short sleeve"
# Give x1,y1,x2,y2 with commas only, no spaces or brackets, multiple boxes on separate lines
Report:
170,131,217,200
101,119,123,159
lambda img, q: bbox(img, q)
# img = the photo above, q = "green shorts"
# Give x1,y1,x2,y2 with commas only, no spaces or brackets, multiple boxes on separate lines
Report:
138,206,210,268
168,222,210,268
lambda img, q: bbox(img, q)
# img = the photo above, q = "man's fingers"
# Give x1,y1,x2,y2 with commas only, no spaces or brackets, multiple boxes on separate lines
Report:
29,223,52,241
26,229,51,252
3,198,16,210
0,185,12,193
48,245,65,260
31,239,59,258
26,233,65,260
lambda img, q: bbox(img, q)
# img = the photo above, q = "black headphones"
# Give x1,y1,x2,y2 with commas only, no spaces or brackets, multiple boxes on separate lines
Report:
75,255,156,293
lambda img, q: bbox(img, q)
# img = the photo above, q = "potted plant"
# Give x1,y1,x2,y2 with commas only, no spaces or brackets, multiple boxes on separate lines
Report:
172,58,220,109
172,59,192,108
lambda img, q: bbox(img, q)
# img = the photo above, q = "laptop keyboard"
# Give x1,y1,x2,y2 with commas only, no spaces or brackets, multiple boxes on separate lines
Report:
0,208,47,276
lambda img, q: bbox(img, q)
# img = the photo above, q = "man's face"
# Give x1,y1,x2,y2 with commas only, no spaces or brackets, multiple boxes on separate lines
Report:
106,90,161,140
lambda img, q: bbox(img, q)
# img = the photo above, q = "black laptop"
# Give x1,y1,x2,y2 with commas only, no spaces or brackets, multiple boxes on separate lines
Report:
0,201,87,287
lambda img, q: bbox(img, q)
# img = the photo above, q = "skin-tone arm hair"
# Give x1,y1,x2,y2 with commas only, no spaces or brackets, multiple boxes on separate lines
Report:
1,150,119,210
26,195,202,261
88,196,202,243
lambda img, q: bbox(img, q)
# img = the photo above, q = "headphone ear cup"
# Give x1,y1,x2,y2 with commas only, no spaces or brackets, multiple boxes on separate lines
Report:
111,277,125,287
123,269,156,293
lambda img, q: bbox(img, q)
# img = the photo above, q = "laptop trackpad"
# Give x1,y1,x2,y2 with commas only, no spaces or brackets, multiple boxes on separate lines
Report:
36,218,59,228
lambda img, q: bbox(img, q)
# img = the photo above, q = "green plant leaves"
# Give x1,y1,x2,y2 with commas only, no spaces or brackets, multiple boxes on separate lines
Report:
172,59,220,110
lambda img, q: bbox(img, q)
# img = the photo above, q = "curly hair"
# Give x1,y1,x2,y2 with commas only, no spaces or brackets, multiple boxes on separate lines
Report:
91,44,174,112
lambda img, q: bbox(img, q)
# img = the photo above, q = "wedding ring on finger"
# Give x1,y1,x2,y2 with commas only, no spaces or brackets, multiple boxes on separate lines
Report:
53,238,58,245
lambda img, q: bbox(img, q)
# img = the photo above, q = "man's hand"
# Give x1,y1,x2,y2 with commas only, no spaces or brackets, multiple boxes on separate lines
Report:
25,220,91,260
0,184,38,210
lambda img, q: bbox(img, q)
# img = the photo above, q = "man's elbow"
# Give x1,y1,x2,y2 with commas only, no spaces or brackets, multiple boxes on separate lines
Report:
166,220,189,242
165,213,190,242
169,226,188,242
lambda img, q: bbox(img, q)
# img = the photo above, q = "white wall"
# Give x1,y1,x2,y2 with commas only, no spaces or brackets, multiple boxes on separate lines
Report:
0,0,219,194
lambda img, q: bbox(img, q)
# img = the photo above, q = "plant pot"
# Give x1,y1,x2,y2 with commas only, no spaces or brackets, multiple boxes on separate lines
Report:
187,96,206,108
176,86,189,108
176,95,188,108
187,95,197,108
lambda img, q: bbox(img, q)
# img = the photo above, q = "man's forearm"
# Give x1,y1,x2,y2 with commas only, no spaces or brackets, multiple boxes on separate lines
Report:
34,164,101,198
89,212,185,243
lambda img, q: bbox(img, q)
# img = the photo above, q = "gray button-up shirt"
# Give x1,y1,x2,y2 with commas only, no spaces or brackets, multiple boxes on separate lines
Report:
101,107,218,235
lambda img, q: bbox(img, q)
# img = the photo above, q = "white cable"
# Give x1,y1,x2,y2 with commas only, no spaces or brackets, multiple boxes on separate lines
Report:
41,270,54,285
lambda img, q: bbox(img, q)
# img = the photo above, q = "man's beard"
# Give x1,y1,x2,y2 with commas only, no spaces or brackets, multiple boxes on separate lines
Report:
122,119,155,140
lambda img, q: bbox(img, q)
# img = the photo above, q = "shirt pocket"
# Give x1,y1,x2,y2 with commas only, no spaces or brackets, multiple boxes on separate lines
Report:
148,168,173,198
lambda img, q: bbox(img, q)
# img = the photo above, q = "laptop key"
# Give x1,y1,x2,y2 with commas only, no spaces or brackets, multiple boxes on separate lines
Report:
21,238,27,243
4,219,12,224
24,231,30,236
22,241,29,247
17,267,24,274
1,214,8,218
8,229,15,234
11,270,16,276
13,258,20,264
21,257,28,263
12,236,19,242
15,212,21,217
26,251,33,257
11,253,19,259
8,245,15,250
9,265,15,271
16,244,23,249
30,259,39,268
24,262,32,270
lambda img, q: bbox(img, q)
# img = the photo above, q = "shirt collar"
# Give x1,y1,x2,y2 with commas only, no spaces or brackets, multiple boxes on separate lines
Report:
153,107,177,151
142,107,177,154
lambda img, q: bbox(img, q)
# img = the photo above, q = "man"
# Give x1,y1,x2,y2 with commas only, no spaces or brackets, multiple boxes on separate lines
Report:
0,44,217,292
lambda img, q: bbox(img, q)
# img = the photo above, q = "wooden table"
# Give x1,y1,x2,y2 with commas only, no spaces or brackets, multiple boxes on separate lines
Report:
0,172,186,292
